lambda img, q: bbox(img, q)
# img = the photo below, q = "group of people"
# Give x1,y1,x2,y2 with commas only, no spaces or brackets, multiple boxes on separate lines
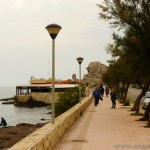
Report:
92,83,116,108
0,117,7,127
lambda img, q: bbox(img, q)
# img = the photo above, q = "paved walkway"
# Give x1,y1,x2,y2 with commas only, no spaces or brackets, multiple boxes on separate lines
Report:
55,96,150,150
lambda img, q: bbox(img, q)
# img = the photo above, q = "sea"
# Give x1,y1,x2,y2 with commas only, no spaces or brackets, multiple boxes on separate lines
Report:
0,86,51,126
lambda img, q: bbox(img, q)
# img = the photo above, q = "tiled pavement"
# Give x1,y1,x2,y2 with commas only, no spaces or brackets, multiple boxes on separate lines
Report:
54,96,150,150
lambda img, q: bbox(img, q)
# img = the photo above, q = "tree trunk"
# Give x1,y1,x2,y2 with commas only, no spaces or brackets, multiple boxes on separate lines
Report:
114,83,119,93
120,82,125,100
143,102,150,121
131,84,149,112
123,83,130,102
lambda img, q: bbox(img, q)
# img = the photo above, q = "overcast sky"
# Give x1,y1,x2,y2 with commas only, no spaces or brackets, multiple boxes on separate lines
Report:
0,0,114,86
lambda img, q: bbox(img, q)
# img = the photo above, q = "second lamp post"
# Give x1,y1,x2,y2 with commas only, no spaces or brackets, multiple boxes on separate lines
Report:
76,57,84,103
86,67,91,96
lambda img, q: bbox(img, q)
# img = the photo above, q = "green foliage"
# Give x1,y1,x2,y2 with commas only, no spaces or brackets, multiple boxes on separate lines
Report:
98,0,150,113
130,112,143,116
81,84,87,97
97,0,150,84
101,70,112,84
55,87,79,117
123,99,130,106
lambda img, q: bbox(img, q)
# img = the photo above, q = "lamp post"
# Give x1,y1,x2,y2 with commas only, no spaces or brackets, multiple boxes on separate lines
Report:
86,67,91,96
76,57,84,103
45,24,62,124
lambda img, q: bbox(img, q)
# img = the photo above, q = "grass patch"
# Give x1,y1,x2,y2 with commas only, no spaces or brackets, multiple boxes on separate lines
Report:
136,117,147,121
130,112,143,116
120,106,131,109
123,99,130,106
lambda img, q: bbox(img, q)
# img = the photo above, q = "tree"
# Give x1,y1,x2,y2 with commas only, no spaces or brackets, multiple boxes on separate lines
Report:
98,0,150,114
97,0,150,69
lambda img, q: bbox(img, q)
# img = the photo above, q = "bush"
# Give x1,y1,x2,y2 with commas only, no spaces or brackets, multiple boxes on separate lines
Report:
55,88,79,117
123,99,130,106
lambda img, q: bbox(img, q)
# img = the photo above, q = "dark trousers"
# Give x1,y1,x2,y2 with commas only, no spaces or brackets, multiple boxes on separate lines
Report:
94,97,99,106
106,92,109,97
111,99,116,108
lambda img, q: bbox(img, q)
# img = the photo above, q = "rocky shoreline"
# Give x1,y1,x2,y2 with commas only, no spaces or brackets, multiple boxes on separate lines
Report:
0,122,47,150
0,97,50,149
0,96,49,107
0,97,14,101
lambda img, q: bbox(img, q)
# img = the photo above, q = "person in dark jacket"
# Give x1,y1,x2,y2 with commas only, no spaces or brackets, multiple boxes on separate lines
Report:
110,89,117,108
105,85,109,97
99,84,104,97
93,87,100,106
0,117,7,126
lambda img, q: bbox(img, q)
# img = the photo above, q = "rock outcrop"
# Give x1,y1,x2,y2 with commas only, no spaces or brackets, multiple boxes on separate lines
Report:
82,61,107,84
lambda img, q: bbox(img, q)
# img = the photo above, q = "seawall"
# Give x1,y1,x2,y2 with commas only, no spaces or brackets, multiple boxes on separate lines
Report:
8,95,92,150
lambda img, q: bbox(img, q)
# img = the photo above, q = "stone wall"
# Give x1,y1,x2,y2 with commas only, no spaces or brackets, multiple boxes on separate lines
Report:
8,96,92,150
16,92,62,104
31,92,60,104
16,95,31,103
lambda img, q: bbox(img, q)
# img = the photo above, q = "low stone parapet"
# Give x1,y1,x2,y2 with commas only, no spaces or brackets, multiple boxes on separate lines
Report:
8,96,92,150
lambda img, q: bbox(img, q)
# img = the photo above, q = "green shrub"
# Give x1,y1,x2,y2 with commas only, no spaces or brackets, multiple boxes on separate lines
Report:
130,112,143,116
55,87,79,117
123,99,130,106
81,84,87,97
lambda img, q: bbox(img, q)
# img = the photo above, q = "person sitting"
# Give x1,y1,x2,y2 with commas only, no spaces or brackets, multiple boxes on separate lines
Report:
0,117,7,127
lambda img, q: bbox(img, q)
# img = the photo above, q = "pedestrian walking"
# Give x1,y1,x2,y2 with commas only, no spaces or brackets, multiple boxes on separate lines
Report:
99,84,104,97
105,85,109,97
110,89,116,108
93,87,100,106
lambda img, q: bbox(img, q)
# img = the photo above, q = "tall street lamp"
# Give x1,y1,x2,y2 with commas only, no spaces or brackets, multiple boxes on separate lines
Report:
86,67,91,96
45,24,62,124
76,57,84,103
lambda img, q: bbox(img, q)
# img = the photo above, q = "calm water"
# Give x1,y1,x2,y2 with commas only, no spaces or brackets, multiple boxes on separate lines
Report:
0,87,51,126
